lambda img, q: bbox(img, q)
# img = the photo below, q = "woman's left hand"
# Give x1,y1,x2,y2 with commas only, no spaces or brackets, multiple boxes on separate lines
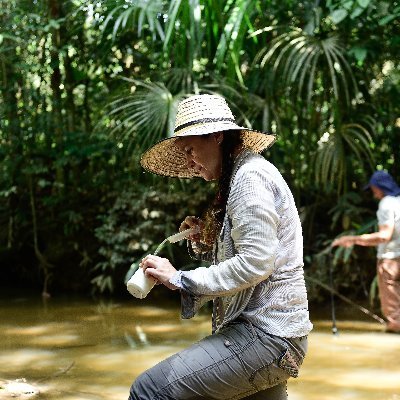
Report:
140,255,179,290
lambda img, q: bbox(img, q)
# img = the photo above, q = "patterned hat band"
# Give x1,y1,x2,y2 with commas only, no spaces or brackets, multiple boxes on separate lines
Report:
174,117,236,134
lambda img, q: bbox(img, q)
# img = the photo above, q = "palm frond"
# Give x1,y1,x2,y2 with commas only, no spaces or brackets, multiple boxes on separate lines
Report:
314,120,375,195
253,28,357,105
99,80,182,154
214,0,254,83
342,123,374,167
163,0,184,48
102,0,165,41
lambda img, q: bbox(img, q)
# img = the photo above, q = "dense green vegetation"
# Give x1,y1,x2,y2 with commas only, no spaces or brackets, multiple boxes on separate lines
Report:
1,0,399,304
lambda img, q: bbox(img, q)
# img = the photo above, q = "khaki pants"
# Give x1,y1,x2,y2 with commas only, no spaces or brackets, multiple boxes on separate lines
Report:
377,257,400,332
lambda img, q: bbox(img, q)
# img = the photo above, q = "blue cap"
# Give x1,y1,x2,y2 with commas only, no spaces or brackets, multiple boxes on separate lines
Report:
364,171,400,196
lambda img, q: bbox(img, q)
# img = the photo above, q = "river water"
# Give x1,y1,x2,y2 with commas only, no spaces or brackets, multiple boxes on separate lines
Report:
0,294,399,400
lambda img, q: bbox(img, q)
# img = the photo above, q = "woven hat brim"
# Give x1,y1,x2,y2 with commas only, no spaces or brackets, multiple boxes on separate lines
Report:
140,126,276,178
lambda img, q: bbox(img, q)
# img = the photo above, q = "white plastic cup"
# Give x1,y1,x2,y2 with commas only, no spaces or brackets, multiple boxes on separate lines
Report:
126,227,200,299
126,267,157,299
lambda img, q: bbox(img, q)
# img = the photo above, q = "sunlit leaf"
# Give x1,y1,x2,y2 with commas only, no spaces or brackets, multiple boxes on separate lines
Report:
350,7,365,18
330,9,348,23
357,0,371,8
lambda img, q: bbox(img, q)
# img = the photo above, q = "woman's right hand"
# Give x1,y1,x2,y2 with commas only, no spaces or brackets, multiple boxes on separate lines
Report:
180,216,203,242
331,235,355,248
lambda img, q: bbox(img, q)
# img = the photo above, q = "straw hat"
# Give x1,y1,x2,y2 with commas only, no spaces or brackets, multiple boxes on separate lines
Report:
140,94,276,178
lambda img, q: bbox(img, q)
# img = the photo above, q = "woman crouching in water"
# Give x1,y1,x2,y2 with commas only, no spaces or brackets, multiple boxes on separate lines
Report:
128,94,312,400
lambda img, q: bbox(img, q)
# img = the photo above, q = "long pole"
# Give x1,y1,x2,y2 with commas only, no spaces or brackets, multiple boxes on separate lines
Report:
328,264,338,335
306,276,386,325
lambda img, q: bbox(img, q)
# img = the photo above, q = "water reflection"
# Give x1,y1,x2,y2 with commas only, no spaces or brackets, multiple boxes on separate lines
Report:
0,295,399,400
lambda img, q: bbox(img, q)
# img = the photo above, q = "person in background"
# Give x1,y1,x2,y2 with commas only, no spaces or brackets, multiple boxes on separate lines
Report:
127,94,313,399
332,170,400,333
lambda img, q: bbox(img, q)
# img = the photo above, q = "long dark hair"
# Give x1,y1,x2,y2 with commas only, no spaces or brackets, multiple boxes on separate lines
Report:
201,130,243,247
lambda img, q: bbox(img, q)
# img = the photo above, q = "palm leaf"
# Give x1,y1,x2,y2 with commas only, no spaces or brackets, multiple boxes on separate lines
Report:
214,0,254,83
253,27,357,105
314,120,375,194
163,0,183,49
100,80,181,154
321,38,339,99
102,0,165,41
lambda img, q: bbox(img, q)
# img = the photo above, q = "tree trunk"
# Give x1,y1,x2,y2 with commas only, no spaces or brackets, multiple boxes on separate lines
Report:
0,46,23,249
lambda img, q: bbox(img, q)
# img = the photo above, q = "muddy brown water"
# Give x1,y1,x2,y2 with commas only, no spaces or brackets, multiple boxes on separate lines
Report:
0,294,399,400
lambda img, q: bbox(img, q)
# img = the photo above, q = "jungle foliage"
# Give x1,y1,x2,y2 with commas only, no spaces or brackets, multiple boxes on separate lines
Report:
0,0,399,304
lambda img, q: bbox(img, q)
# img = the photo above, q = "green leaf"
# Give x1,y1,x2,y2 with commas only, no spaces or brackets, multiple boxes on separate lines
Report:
351,46,367,63
350,7,365,18
342,1,354,10
378,14,398,25
164,0,183,49
0,33,21,45
330,9,348,24
357,0,370,7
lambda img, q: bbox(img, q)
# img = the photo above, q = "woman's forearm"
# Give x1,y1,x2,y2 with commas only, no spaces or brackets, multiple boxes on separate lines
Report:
353,232,390,246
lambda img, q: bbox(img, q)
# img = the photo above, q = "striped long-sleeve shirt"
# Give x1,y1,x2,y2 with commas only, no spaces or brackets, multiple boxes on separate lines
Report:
170,149,313,338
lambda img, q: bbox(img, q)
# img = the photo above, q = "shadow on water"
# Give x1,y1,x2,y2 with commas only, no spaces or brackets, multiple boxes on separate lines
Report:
0,292,399,400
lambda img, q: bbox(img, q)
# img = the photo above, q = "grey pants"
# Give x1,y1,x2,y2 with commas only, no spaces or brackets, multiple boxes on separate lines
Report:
128,320,307,400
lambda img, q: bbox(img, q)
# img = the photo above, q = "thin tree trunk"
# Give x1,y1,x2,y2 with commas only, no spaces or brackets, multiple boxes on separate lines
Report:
0,47,22,249
28,175,54,297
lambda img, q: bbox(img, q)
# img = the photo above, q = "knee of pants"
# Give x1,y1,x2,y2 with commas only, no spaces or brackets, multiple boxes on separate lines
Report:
129,372,153,400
